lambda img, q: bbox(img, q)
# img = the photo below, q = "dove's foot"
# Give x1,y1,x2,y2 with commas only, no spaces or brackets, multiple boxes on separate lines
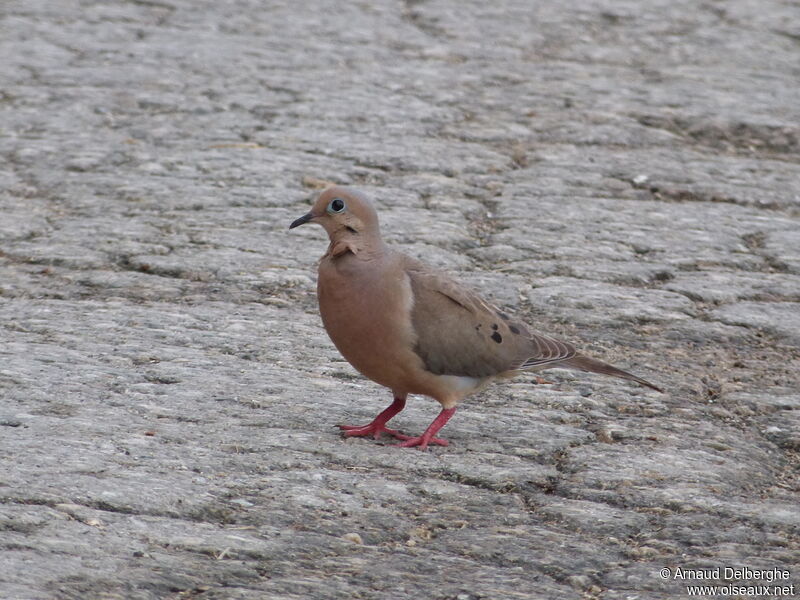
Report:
338,396,407,440
394,407,456,451
339,422,408,440
395,435,449,450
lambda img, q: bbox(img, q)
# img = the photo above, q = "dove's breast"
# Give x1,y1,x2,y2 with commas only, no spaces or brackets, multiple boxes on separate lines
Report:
317,251,491,407
317,252,422,391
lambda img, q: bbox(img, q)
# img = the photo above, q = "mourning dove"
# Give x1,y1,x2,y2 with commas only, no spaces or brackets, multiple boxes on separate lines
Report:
290,187,661,450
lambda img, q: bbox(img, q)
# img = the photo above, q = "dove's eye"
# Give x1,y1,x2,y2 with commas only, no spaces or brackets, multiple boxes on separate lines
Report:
327,198,346,214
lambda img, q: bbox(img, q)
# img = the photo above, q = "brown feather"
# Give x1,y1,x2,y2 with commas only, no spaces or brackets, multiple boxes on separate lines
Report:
404,257,575,378
560,354,662,392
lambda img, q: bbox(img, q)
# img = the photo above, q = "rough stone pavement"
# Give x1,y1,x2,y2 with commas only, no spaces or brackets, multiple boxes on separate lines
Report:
1,1,799,599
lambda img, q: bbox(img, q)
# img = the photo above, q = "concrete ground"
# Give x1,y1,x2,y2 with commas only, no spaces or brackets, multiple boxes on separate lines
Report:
1,1,798,598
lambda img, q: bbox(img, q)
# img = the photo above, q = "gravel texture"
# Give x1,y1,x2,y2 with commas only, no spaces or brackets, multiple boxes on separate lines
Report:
1,1,798,599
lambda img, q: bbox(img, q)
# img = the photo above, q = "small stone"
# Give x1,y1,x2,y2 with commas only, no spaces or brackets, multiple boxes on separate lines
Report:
566,575,592,590
229,498,254,507
342,532,363,544
596,429,615,443
53,503,83,516
626,545,660,559
705,441,731,451
596,428,624,443
302,175,337,189
409,526,433,540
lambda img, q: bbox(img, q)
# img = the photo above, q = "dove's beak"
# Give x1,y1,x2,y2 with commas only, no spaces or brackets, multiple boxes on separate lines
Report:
289,212,314,229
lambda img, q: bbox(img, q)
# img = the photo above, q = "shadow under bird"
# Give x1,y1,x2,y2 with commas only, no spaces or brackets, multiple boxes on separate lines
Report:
290,186,661,450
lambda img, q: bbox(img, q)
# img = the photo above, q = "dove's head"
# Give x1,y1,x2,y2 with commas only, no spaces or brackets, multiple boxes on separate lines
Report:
290,186,383,255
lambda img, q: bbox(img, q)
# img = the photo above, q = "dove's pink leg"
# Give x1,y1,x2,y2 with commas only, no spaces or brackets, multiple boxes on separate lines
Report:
395,407,456,450
339,396,408,440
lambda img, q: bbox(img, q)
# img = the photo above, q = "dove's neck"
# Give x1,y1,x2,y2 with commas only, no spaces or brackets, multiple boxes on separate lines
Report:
326,228,387,260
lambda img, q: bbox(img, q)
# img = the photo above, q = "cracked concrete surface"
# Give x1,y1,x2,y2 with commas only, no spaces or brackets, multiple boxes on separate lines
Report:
1,1,798,599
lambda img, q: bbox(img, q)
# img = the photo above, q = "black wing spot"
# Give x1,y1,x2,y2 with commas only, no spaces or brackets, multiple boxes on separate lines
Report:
509,325,521,335
491,323,499,330
491,332,502,344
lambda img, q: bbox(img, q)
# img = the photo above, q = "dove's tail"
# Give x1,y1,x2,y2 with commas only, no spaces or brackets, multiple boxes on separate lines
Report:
560,354,662,392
